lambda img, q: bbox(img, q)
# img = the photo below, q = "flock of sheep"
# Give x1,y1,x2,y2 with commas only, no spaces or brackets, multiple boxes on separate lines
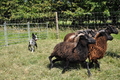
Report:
48,25,119,77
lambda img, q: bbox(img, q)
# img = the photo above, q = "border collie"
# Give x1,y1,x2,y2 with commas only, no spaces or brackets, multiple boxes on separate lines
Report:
28,33,38,52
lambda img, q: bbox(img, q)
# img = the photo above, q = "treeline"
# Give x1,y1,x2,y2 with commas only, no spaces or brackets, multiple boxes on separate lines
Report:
0,0,120,28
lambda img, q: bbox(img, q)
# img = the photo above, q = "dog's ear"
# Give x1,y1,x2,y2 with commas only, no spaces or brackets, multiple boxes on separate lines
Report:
32,33,35,36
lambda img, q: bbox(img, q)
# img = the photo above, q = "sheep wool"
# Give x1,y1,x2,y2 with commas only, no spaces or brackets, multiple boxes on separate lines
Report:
89,34,107,60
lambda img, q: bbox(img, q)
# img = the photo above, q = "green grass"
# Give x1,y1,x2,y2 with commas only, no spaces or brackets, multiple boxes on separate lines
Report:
0,28,120,80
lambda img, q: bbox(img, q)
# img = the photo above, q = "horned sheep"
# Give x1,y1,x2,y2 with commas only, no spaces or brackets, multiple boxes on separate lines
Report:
63,25,118,70
88,25,118,69
48,33,96,77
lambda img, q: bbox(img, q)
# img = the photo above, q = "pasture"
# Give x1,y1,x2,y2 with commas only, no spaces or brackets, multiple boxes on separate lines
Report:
0,28,120,80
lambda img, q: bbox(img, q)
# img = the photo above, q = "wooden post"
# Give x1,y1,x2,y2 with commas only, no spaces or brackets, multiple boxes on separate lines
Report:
4,22,8,46
27,22,30,40
55,12,59,39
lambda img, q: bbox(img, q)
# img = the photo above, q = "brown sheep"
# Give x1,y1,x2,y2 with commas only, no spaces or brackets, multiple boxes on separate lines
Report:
88,30,113,69
63,25,118,70
88,26,118,69
48,33,96,77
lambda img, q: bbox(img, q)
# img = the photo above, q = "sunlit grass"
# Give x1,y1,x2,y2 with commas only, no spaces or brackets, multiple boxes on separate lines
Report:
0,28,120,80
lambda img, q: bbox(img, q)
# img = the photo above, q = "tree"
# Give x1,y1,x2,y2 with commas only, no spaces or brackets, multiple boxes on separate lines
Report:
106,0,120,24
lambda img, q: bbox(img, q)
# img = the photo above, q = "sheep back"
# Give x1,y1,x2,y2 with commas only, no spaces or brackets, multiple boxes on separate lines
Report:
64,33,76,42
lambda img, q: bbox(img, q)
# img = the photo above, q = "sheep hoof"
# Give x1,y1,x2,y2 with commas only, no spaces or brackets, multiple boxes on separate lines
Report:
49,64,53,70
88,71,92,77
62,70,65,74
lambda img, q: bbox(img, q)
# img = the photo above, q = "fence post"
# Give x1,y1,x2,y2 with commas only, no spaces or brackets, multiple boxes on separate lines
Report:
27,22,30,40
55,12,59,39
4,22,8,46
46,22,48,38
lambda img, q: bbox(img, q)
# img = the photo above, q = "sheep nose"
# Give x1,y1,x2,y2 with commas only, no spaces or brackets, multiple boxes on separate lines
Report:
115,31,118,34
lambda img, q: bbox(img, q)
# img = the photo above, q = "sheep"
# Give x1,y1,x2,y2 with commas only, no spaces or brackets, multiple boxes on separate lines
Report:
64,29,97,42
64,25,118,43
88,25,118,69
88,30,113,69
63,25,118,70
48,33,96,77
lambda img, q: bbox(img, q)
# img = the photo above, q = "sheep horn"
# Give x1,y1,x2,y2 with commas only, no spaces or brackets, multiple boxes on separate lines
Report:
74,33,84,43
98,30,105,33
77,33,84,37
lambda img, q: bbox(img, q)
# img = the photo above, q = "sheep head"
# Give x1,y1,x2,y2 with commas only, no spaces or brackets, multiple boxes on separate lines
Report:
74,33,96,46
106,25,118,34
95,30,113,40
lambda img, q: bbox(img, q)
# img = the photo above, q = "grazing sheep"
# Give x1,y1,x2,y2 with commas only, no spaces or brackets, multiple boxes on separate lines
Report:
88,25,118,69
49,33,96,77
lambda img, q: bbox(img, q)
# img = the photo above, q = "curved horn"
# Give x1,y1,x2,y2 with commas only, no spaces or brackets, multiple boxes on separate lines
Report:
98,29,105,33
74,33,84,43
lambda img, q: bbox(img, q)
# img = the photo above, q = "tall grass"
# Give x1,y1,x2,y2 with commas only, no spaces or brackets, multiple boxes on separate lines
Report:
0,28,120,80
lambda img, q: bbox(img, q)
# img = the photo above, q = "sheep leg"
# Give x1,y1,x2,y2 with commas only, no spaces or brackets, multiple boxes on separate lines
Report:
94,60,100,71
89,61,94,68
49,56,54,69
85,61,92,77
62,61,69,74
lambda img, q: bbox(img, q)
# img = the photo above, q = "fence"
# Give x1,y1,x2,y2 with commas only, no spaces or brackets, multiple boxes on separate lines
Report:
0,11,120,46
0,22,48,46
1,12,120,29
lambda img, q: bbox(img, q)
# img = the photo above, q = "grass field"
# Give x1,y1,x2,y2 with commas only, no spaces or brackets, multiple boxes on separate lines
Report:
0,28,120,80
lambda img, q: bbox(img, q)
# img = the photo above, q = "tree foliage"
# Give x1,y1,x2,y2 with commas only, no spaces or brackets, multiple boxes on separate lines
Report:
0,0,120,24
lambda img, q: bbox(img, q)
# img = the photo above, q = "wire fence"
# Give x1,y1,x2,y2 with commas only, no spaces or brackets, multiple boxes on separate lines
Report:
1,11,119,29
0,11,120,29
0,22,48,47
0,11,120,46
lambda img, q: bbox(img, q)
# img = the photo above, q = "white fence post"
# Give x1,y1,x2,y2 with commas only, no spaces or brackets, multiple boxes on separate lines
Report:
4,22,8,46
27,22,30,40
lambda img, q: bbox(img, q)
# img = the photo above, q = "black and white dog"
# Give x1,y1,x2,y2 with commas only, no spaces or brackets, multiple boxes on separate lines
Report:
28,33,38,52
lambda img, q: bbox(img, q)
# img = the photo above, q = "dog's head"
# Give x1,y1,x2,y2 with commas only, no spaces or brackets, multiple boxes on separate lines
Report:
32,33,38,41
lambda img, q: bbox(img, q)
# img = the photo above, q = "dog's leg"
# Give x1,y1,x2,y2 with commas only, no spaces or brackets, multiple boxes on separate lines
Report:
35,43,37,48
28,44,31,51
31,46,34,52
